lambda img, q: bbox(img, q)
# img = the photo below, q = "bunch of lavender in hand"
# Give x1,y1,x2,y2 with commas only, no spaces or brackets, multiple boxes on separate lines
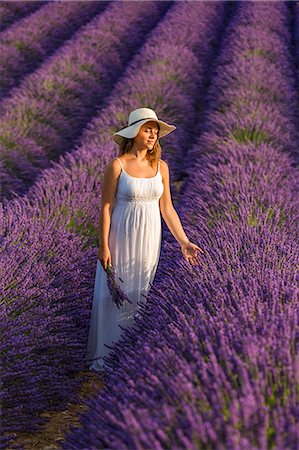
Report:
105,263,133,309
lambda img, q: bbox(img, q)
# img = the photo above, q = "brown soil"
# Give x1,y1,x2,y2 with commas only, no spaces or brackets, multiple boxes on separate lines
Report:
7,369,106,450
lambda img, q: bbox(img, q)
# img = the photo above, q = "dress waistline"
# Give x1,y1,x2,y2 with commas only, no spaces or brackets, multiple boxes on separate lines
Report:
115,199,159,204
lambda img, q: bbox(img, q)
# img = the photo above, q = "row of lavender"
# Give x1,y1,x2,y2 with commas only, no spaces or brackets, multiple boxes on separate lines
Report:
0,1,108,99
0,1,45,31
294,2,299,104
0,1,170,200
62,2,299,449
0,2,228,447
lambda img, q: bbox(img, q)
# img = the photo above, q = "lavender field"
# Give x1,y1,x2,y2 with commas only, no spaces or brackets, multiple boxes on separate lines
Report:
1,1,299,449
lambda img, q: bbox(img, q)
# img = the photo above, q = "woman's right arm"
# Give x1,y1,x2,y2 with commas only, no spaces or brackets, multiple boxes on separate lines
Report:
97,158,121,269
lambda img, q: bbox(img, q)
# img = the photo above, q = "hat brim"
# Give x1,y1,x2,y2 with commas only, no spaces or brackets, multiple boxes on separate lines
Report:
113,119,176,145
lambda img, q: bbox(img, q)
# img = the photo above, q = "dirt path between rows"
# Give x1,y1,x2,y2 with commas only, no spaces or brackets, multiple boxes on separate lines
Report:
8,370,105,450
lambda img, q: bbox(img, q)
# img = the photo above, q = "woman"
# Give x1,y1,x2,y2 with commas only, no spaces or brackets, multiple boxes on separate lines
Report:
85,107,204,372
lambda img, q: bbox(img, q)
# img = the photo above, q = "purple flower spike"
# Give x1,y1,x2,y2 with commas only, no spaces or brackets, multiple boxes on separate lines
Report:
105,264,133,309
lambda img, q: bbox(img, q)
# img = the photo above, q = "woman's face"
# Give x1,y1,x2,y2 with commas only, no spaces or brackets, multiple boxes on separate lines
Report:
134,121,159,150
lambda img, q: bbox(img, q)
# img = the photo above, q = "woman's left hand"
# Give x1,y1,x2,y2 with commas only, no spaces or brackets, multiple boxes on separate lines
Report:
180,241,204,266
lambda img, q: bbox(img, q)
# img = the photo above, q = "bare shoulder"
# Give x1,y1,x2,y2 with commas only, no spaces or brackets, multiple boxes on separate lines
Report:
104,157,121,178
159,159,169,178
160,158,169,167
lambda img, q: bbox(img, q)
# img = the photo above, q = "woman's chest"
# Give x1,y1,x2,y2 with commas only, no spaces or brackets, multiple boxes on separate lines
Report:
115,173,164,202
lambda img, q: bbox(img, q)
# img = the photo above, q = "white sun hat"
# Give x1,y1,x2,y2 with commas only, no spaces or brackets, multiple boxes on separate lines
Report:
113,107,176,145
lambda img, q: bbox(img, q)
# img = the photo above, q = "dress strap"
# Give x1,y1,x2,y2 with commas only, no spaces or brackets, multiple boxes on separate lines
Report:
157,159,161,174
115,157,123,170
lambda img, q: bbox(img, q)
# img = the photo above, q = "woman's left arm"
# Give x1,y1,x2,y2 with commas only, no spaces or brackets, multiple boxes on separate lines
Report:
159,160,204,266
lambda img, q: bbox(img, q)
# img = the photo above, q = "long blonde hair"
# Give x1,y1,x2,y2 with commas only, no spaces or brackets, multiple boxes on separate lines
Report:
118,125,162,168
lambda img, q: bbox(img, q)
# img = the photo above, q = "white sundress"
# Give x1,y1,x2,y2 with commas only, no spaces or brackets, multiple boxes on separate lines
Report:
85,157,164,371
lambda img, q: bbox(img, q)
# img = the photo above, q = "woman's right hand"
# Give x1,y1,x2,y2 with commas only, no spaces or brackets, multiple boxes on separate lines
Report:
97,245,112,270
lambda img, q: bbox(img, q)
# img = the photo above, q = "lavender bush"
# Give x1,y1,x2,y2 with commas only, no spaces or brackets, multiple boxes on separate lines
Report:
61,2,299,449
1,1,228,446
184,1,299,167
0,0,169,200
0,212,94,436
0,1,107,99
292,2,299,102
0,1,45,31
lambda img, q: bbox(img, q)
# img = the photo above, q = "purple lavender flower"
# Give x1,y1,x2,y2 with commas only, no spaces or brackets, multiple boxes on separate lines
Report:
105,264,132,309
